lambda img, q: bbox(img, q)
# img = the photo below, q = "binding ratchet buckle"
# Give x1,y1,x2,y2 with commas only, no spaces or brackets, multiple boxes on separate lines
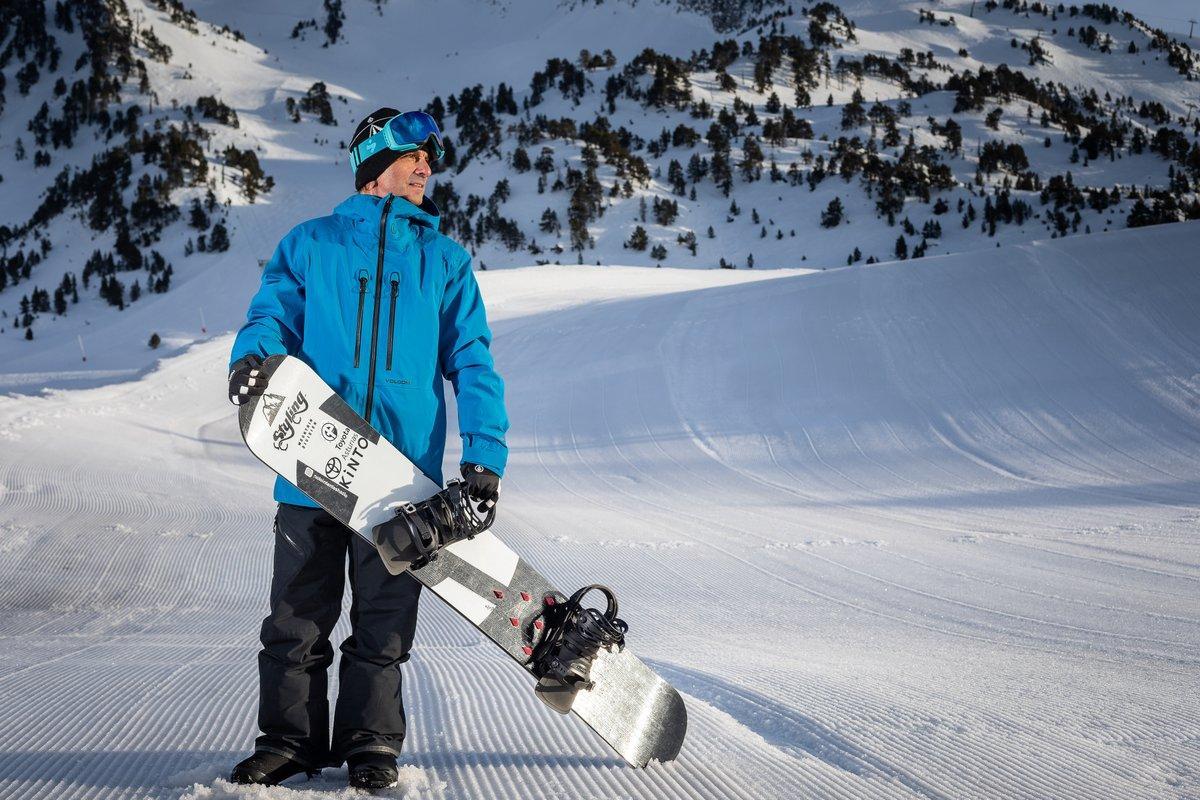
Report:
372,481,495,572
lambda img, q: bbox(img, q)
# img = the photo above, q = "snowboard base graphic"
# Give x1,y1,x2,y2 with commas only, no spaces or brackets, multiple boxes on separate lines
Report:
238,355,686,767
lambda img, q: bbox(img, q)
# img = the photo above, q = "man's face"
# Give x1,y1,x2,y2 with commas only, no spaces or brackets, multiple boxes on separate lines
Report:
365,148,433,205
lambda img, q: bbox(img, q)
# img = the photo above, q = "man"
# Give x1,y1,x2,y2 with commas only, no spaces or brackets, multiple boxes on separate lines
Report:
226,108,508,790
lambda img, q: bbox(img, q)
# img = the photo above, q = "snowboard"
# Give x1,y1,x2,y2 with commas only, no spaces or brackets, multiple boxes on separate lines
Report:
238,354,686,767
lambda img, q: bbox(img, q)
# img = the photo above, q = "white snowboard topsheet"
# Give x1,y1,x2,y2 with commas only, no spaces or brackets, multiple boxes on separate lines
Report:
240,355,439,533
240,355,522,586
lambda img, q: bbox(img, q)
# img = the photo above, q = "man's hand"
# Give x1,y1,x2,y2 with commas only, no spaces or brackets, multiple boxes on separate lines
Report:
460,463,500,509
229,354,267,405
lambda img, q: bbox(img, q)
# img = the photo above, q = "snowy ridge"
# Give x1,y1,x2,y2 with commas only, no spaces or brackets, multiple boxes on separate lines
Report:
0,221,1197,798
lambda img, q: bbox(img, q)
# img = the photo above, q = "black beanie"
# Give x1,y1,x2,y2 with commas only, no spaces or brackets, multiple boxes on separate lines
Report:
350,106,402,191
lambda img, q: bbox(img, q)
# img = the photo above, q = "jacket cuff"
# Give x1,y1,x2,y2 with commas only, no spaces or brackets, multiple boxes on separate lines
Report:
228,343,287,373
461,434,507,478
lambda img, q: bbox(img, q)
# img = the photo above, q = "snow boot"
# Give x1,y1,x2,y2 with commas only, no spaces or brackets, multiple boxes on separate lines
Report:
348,752,399,791
229,751,316,785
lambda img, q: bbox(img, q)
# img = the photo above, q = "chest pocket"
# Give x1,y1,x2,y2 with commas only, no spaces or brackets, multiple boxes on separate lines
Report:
351,268,371,369
383,266,440,390
384,271,401,372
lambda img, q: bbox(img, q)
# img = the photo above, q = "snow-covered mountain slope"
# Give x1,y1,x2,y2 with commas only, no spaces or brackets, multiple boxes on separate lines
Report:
3,0,1200,386
1106,0,1197,38
0,221,1197,799
0,0,734,369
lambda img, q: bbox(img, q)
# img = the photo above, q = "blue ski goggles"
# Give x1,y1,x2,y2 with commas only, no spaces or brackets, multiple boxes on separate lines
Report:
349,110,445,174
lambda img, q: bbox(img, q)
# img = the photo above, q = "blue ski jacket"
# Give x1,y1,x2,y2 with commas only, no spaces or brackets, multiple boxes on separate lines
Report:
230,192,508,508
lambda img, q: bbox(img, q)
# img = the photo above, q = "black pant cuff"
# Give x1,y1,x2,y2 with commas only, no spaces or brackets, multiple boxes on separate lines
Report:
253,743,318,770
338,744,402,764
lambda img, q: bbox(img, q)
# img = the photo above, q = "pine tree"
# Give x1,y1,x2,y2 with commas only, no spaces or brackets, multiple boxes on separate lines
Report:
711,152,733,196
209,223,230,252
739,136,764,181
492,179,511,204
841,90,867,129
567,186,591,252
667,160,686,195
626,226,648,251
189,198,209,230
676,230,697,256
511,147,531,172
1126,199,1154,228
821,197,845,228
652,197,679,226
322,2,344,46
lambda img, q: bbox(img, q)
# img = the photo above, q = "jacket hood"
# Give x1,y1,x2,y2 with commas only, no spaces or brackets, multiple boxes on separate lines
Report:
333,192,441,234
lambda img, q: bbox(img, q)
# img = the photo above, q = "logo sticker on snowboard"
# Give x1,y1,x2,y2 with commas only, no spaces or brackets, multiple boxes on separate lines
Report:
261,393,286,425
272,392,310,451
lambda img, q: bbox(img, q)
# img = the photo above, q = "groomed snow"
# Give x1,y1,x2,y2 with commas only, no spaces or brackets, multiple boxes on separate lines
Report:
1,221,1198,799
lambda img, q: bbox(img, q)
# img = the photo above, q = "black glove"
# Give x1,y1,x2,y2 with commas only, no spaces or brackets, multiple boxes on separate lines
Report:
460,462,501,509
228,354,267,405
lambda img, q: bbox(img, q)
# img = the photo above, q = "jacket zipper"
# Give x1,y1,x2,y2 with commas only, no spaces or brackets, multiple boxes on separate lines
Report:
363,195,395,424
353,269,369,368
385,271,400,371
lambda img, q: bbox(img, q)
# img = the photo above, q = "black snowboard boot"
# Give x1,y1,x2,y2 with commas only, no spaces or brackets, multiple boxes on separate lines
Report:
229,751,315,785
348,752,399,791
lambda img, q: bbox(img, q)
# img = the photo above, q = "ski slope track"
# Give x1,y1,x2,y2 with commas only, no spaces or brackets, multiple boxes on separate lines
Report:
1,222,1199,799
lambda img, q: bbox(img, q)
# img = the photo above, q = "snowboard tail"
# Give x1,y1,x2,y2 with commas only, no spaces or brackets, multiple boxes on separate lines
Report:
238,355,686,766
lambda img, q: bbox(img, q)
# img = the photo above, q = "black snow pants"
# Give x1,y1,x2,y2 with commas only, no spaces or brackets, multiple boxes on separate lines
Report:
255,502,422,768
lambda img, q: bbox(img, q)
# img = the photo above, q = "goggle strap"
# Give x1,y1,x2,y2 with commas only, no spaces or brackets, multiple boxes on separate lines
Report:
349,115,398,174
349,119,445,174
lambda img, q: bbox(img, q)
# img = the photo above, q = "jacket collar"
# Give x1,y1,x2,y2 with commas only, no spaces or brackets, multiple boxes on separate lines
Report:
333,192,441,238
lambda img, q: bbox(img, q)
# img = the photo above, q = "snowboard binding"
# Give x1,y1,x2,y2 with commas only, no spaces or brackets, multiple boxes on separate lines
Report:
373,480,495,574
531,585,628,714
